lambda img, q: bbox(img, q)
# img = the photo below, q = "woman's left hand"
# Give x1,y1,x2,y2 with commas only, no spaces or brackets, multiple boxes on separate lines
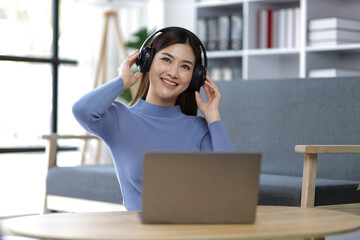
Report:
195,75,222,124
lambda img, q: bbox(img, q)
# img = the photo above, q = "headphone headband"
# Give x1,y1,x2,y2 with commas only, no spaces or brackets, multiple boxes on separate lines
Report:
139,26,208,71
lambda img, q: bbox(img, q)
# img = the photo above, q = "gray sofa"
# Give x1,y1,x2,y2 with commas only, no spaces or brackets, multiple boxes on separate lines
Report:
45,76,360,211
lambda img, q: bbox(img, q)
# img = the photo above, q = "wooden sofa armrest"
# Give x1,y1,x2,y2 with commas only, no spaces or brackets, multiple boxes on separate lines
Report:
295,145,360,208
42,133,98,169
295,145,360,154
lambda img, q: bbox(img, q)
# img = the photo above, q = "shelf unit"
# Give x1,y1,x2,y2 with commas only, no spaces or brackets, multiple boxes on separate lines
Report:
196,0,360,80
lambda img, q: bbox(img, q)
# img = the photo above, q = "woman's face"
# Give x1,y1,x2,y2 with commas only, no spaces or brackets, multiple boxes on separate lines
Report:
145,43,195,106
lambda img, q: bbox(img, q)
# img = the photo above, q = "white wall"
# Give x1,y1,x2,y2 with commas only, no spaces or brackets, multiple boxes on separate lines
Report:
141,0,196,31
141,0,164,30
163,0,196,31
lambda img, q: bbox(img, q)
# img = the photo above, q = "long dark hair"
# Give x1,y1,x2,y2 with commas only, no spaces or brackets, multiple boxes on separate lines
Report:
130,28,203,116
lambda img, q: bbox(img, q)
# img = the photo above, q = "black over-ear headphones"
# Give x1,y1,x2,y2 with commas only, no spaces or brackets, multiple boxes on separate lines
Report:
135,26,208,91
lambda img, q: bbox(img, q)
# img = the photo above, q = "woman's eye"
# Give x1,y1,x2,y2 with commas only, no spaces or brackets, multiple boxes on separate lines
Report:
182,65,191,70
161,57,170,63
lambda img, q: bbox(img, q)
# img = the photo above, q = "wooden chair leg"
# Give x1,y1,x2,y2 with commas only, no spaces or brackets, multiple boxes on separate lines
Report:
301,154,324,240
301,153,318,208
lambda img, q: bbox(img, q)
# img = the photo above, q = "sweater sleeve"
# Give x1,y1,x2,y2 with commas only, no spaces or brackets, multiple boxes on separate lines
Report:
201,120,236,152
72,77,125,138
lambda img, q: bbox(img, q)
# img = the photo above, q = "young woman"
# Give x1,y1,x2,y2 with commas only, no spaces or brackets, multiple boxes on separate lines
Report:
73,27,235,211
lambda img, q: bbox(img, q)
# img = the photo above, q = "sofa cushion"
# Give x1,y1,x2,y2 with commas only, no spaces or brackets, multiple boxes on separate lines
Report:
46,165,359,207
46,165,123,204
259,174,360,206
217,77,360,181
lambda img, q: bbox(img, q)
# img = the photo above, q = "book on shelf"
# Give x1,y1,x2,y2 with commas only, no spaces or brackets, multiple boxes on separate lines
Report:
209,66,242,81
257,7,300,49
286,8,292,48
197,14,243,51
308,29,360,42
278,8,286,48
207,17,218,51
258,9,271,49
271,9,279,48
290,8,300,49
218,15,230,50
294,8,301,49
309,68,360,78
209,67,222,81
308,39,360,47
222,67,233,81
197,18,207,47
309,17,360,32
231,15,242,50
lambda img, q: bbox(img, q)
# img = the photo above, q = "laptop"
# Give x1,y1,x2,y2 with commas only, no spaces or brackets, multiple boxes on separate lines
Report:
141,152,261,224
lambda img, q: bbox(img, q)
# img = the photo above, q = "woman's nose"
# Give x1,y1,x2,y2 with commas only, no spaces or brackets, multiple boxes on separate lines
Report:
167,64,179,79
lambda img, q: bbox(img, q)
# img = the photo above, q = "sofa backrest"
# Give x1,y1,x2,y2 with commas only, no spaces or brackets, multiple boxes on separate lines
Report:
217,77,360,181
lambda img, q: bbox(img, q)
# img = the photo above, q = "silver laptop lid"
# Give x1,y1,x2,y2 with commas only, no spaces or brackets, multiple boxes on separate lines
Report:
141,152,261,224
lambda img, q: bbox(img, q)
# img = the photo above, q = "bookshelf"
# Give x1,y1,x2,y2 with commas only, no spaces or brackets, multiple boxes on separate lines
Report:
196,0,360,80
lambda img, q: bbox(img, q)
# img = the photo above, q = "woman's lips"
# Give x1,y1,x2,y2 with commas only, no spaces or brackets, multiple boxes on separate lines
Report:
161,78,178,88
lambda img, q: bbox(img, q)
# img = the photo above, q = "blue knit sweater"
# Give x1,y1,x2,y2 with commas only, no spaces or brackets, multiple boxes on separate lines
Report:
72,77,235,210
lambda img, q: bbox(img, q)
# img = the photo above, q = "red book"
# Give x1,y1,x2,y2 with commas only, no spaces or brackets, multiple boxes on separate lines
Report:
267,9,273,48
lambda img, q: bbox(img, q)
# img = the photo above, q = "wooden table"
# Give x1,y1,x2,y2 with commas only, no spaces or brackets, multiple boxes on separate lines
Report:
317,203,360,216
1,206,360,240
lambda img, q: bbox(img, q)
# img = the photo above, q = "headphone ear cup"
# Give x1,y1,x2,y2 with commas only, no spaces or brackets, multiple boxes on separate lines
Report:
189,65,206,91
136,47,155,73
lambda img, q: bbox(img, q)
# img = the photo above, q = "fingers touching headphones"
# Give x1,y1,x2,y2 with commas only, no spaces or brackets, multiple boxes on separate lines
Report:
118,50,143,90
195,76,222,124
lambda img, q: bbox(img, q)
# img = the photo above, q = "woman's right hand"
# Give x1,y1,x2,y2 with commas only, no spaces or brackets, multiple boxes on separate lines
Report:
118,50,143,90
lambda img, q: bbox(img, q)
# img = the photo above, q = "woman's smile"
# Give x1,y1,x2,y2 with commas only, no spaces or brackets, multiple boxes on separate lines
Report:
161,78,179,88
